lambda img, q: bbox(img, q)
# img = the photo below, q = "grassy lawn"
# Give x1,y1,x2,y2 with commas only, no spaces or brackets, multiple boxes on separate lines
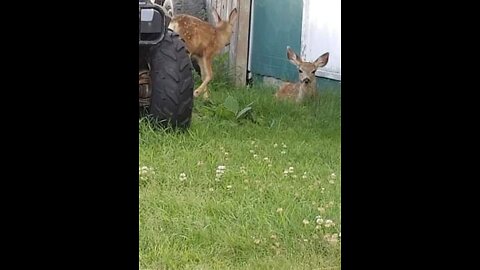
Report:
139,62,341,269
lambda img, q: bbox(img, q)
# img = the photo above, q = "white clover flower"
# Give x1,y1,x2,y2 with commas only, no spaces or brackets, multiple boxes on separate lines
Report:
139,166,154,177
324,219,334,227
316,218,324,225
324,233,339,245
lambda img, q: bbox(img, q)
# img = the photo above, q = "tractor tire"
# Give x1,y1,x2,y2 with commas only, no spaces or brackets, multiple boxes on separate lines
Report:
148,30,194,129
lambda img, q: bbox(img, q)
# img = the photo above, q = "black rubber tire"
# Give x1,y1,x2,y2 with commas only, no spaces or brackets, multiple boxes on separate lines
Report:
171,0,207,21
148,30,194,129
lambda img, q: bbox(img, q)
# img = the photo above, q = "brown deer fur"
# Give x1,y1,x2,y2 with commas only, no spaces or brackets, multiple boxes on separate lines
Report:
169,8,238,99
275,46,329,103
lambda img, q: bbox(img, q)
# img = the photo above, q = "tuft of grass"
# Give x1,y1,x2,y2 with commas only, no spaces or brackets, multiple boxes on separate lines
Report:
139,57,341,269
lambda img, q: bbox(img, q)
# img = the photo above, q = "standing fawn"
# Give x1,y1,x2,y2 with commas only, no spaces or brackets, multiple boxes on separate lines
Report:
169,8,238,99
275,46,329,103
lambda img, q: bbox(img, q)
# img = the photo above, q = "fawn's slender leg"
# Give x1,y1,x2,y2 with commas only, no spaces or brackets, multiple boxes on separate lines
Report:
202,56,214,99
197,57,206,81
194,56,213,99
200,60,210,99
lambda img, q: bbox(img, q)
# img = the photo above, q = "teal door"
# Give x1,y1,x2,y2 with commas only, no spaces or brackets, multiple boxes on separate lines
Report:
249,0,303,83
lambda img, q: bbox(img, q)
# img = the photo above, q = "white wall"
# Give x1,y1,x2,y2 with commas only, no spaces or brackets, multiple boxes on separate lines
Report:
302,0,341,81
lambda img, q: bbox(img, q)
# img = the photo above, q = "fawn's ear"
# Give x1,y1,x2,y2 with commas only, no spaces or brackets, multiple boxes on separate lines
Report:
228,8,238,25
286,46,302,66
314,52,329,68
212,8,222,23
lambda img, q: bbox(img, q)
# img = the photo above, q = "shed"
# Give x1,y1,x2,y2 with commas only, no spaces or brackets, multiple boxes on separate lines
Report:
205,0,341,90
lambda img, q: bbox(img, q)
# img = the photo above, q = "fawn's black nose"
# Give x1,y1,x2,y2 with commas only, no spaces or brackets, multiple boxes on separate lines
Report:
302,78,311,84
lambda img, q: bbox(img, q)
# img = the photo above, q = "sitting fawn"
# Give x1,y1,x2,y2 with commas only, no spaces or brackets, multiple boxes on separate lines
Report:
169,8,238,99
275,46,329,103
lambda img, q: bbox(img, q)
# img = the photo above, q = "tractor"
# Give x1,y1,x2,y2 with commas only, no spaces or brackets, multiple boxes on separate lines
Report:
138,0,194,129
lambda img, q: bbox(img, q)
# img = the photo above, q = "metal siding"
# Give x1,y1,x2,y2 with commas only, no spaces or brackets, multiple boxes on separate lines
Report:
302,0,341,81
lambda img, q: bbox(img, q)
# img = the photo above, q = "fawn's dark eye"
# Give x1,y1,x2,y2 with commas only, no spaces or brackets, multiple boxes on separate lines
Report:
298,69,303,73
311,70,316,74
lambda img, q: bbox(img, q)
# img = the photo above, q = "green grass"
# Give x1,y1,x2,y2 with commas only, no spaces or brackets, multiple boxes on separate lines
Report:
139,60,341,269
